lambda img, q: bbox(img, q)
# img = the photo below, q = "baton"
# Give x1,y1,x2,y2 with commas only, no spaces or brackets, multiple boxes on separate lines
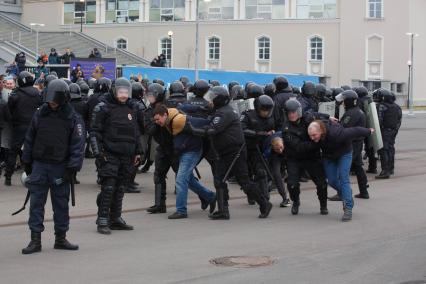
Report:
194,166,202,179
222,142,246,183
255,144,274,181
70,178,76,207
12,190,30,216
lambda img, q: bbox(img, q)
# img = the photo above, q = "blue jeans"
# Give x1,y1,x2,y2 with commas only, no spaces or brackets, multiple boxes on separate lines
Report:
323,152,354,209
176,151,215,214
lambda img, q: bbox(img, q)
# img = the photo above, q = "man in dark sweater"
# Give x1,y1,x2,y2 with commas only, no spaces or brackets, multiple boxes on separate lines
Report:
308,120,373,222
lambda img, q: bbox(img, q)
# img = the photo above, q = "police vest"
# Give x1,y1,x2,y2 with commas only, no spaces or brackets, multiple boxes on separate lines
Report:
32,113,72,164
104,104,137,144
383,103,402,130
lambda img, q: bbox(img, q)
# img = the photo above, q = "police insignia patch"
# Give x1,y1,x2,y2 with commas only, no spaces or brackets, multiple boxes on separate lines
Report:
77,124,83,137
128,113,133,120
213,117,220,124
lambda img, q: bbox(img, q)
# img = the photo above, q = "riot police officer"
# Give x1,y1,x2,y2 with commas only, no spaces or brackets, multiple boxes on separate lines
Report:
264,83,276,99
282,99,328,215
354,86,377,174
298,81,318,114
337,90,369,199
5,71,42,186
166,81,187,107
315,84,332,103
241,95,277,202
91,77,142,234
246,84,264,99
69,83,89,126
190,87,273,220
272,76,295,130
183,79,212,118
21,79,85,254
376,89,402,179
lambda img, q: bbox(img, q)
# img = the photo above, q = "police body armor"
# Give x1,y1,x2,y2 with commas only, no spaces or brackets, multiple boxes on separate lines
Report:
32,111,72,164
103,104,138,156
382,103,402,130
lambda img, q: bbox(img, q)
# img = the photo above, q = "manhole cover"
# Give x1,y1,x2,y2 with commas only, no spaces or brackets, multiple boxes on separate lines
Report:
210,256,276,268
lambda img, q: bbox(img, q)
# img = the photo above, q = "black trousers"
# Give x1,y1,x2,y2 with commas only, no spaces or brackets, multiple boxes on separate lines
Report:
247,148,269,200
269,152,288,200
213,146,268,212
352,140,368,193
153,146,179,202
378,128,398,173
5,125,27,177
286,158,327,204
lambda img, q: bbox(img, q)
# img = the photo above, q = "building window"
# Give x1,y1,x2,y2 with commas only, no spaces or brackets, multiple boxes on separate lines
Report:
115,38,127,49
105,0,139,23
245,0,285,20
160,37,172,65
258,36,270,60
149,0,185,21
207,37,220,60
310,36,323,60
368,0,382,18
198,0,234,20
297,0,336,19
64,1,96,24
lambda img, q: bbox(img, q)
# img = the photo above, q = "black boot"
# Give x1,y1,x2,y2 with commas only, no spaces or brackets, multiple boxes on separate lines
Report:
54,232,79,250
147,184,166,214
355,184,370,199
96,185,114,235
328,194,342,201
209,188,230,220
291,200,300,215
259,201,273,219
209,206,230,220
375,171,390,179
22,232,42,254
110,217,134,230
320,199,328,215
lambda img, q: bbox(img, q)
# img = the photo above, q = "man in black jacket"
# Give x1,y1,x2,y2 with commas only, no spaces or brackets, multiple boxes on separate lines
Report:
5,71,42,186
376,89,402,179
272,76,295,130
282,99,329,216
336,90,369,199
189,86,273,220
308,120,373,222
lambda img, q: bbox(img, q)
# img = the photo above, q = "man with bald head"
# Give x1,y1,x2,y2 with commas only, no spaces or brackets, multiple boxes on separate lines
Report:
308,120,373,222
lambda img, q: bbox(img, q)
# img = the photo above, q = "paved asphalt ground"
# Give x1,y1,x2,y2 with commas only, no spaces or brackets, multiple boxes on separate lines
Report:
0,113,425,284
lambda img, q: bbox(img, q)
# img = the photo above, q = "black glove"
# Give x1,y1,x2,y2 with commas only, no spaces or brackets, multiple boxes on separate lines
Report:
64,168,77,184
24,163,32,175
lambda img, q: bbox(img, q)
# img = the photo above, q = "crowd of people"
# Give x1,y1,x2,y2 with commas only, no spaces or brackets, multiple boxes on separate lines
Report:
0,70,402,255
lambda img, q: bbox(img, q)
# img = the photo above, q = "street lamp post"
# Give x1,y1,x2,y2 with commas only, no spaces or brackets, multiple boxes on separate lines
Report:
406,32,419,117
80,0,85,33
29,23,45,56
168,30,173,68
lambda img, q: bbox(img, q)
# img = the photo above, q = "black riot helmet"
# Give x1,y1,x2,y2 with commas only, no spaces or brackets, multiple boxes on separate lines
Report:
315,83,327,98
204,86,230,108
147,83,165,104
264,83,276,98
69,83,81,100
131,81,144,100
230,85,245,100
209,80,220,87
79,83,90,96
88,77,97,89
193,79,210,97
301,81,316,97
246,84,264,99
354,86,369,98
376,88,394,103
113,77,132,101
94,77,112,93
50,71,58,78
254,95,275,118
152,78,165,86
332,87,344,100
169,81,185,95
336,90,358,108
341,85,351,91
45,79,70,106
228,81,239,93
273,76,289,92
325,88,333,100
17,71,34,88
292,86,301,95
179,76,190,88
44,74,58,87
285,99,303,118
62,78,72,86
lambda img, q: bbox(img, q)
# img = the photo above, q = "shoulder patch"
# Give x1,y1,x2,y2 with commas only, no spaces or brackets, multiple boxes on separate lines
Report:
93,102,106,112
76,123,83,137
213,116,221,125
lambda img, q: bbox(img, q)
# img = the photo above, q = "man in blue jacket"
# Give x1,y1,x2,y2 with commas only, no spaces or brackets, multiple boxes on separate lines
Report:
21,79,85,254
